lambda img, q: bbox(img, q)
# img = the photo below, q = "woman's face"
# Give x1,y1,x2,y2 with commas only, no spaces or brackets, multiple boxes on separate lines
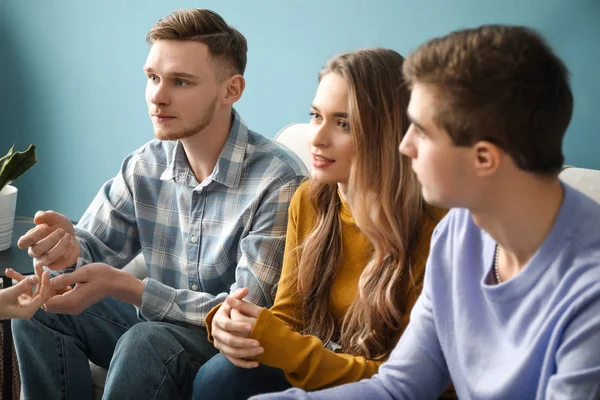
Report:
308,73,355,185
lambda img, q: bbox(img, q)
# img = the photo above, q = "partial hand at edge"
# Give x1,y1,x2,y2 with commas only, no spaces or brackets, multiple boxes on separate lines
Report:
1,268,51,319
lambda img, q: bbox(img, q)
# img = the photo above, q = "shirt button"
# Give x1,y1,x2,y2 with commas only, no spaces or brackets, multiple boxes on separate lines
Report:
190,283,198,291
190,235,198,243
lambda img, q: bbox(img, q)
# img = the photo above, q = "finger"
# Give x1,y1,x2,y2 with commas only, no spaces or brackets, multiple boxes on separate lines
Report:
33,210,68,227
217,301,233,320
230,308,255,324
23,272,52,313
32,264,44,296
55,285,73,295
36,271,53,303
44,239,79,271
43,288,82,314
214,340,264,359
5,268,27,282
212,329,260,349
225,354,259,369
214,315,253,334
34,231,72,267
230,287,249,300
18,293,31,302
34,264,43,278
50,269,86,290
29,228,67,259
19,224,54,250
226,297,262,318
4,275,39,297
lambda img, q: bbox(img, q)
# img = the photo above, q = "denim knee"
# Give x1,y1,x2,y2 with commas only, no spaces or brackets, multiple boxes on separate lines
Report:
112,322,172,361
193,352,236,397
193,353,291,400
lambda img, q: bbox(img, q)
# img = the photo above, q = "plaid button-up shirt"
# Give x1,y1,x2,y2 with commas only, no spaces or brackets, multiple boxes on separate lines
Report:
74,110,308,326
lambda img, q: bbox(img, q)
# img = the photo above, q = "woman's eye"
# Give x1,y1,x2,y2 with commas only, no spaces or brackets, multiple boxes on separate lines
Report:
338,120,350,130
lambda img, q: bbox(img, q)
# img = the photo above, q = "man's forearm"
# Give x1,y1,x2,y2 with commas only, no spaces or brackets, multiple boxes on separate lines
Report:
112,269,145,307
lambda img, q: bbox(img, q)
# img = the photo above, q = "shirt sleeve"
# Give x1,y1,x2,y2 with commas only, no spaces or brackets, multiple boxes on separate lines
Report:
74,152,141,269
139,173,305,326
205,182,306,337
546,282,600,399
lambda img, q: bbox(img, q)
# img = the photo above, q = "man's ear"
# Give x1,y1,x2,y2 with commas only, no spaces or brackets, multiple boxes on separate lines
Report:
473,141,503,177
222,74,245,105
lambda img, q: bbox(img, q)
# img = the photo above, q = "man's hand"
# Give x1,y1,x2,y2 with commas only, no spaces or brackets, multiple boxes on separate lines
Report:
1,268,51,319
43,263,119,314
17,210,80,270
212,288,264,368
8,264,73,301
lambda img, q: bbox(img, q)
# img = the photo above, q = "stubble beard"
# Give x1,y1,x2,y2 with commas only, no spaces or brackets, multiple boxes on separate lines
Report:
153,99,218,141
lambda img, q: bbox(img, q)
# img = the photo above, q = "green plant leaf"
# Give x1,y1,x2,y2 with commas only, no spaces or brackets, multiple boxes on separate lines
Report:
0,144,15,168
0,144,37,192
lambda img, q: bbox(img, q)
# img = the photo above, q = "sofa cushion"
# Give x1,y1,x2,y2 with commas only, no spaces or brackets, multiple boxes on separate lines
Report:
559,166,600,204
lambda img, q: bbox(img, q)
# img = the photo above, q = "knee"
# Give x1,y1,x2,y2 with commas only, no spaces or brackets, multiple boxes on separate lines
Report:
193,353,243,398
114,322,161,353
113,322,187,366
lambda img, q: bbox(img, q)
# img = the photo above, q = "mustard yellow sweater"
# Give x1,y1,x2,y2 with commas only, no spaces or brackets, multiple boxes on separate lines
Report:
206,181,447,391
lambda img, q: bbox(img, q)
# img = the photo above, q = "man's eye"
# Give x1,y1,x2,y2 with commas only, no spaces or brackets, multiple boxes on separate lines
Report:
176,80,188,87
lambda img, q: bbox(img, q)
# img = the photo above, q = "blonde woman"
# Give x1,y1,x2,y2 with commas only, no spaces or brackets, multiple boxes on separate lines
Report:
193,48,452,399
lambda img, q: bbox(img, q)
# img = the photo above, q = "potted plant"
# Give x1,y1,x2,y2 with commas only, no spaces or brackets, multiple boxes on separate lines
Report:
0,145,37,251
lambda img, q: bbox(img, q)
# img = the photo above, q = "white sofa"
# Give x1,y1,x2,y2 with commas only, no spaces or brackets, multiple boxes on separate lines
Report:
86,124,600,397
559,165,600,201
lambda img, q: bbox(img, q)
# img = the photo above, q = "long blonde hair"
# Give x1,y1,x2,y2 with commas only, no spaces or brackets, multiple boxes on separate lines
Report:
297,48,425,360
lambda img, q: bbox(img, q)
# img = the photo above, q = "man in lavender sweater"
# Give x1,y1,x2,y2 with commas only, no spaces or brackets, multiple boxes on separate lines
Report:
255,25,600,400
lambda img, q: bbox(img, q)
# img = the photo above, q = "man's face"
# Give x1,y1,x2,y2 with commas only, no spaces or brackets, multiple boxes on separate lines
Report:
399,83,477,208
144,40,222,141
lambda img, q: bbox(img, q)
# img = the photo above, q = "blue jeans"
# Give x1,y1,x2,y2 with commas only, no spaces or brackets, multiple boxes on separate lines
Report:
193,352,292,400
12,296,219,400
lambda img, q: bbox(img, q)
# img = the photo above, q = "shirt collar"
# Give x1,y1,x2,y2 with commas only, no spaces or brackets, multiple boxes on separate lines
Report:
160,109,249,189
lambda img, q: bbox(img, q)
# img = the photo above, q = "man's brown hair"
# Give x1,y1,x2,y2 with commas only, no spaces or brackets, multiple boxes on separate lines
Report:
403,25,573,175
147,8,247,78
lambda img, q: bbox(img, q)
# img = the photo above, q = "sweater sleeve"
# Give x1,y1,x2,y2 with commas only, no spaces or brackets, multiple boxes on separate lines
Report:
249,307,383,389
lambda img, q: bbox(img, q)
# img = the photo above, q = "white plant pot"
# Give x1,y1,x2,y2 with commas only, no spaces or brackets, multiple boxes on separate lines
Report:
0,185,18,251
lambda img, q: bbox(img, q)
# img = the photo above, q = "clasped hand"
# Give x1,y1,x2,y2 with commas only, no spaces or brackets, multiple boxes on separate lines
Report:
211,287,265,368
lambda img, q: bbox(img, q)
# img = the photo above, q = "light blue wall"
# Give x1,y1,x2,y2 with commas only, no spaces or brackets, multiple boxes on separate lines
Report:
1,0,599,218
